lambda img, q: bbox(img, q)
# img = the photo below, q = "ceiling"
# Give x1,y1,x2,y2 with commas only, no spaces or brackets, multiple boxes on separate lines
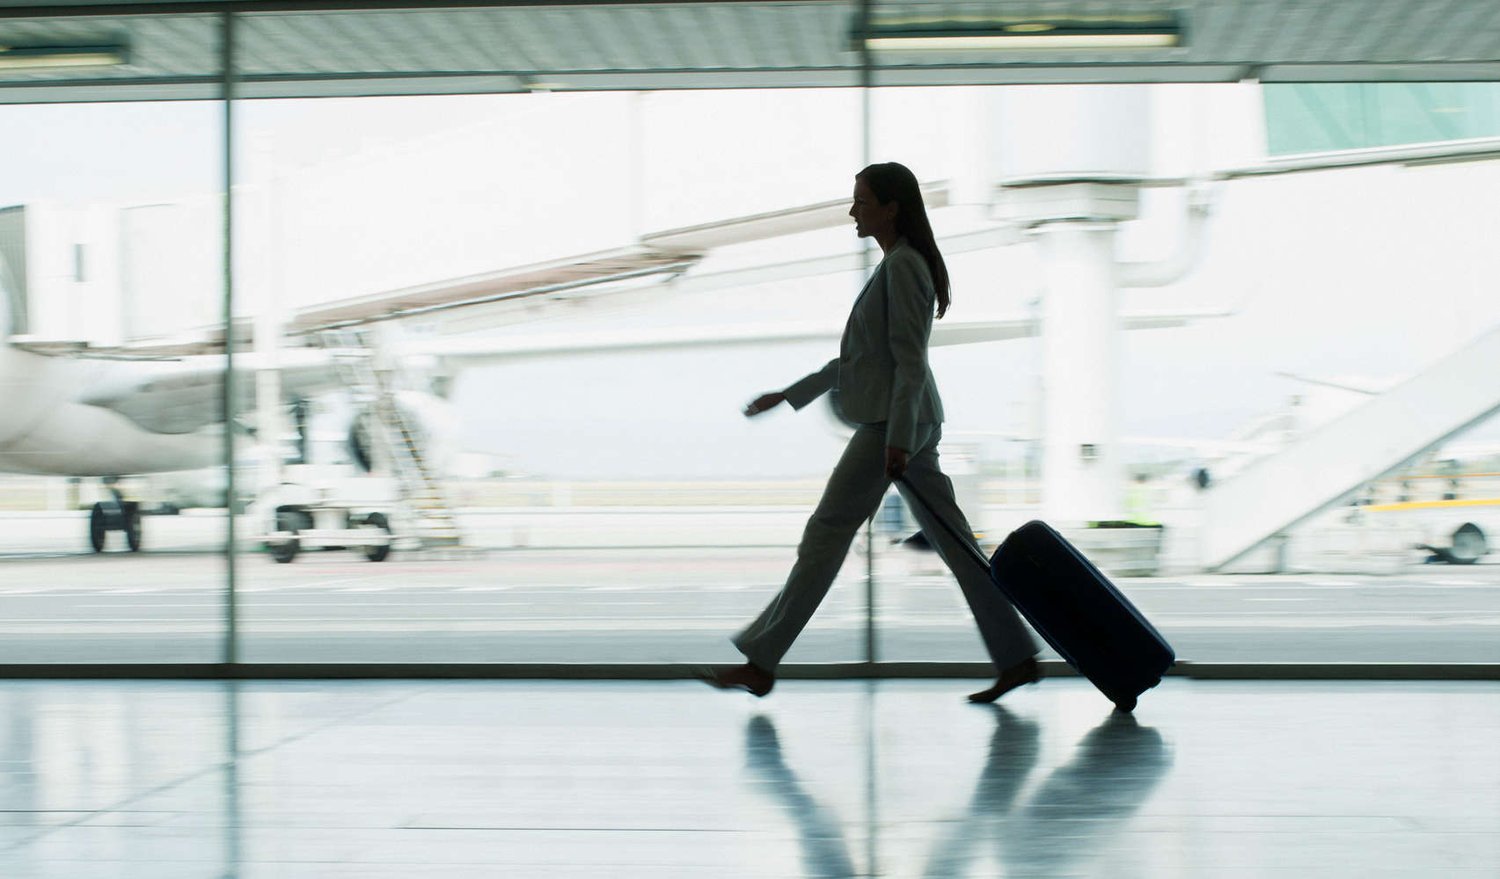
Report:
0,0,1498,103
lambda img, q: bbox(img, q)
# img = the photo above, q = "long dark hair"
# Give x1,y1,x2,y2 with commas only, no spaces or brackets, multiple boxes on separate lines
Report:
857,162,950,319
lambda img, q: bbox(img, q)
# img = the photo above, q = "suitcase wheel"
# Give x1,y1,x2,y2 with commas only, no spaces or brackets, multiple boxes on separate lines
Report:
1108,692,1138,713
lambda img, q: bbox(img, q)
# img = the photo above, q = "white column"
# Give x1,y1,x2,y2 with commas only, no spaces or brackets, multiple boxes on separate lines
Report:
246,136,286,495
985,85,1150,528
1034,222,1124,525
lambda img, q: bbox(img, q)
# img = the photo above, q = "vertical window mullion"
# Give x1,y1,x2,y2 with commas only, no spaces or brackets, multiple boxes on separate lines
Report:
221,10,239,667
859,0,876,668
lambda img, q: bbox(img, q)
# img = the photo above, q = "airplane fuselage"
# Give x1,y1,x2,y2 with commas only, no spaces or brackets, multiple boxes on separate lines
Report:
0,345,221,477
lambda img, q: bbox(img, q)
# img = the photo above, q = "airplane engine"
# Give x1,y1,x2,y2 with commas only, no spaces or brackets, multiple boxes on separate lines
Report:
346,390,457,476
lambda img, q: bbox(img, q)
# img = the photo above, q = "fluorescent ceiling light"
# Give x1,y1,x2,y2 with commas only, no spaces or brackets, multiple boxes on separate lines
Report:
862,14,1183,52
0,43,128,71
867,33,1179,51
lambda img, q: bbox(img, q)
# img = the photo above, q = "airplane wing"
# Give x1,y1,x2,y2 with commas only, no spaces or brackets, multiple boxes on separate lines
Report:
9,330,250,360
75,349,342,435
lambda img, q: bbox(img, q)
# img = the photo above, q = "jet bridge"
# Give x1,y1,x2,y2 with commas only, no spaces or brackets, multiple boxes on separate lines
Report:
1200,323,1500,571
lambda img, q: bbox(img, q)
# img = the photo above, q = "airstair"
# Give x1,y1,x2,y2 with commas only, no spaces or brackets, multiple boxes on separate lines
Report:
1201,323,1500,570
319,329,465,550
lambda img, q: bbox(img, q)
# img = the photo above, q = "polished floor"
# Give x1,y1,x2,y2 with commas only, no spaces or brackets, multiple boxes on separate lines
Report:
0,678,1495,878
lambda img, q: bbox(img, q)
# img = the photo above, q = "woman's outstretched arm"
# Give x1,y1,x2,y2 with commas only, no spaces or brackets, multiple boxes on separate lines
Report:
779,358,839,411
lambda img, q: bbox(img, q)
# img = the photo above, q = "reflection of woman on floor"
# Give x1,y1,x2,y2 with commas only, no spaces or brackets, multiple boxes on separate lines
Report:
701,162,1039,702
922,708,1170,877
920,705,1041,879
995,711,1170,875
740,709,1169,879
743,716,857,879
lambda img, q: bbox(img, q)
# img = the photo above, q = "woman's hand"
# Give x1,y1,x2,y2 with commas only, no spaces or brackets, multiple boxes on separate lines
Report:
744,392,786,417
885,446,909,480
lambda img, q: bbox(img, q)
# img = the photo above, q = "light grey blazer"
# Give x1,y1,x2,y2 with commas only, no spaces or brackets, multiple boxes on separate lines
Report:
781,239,945,452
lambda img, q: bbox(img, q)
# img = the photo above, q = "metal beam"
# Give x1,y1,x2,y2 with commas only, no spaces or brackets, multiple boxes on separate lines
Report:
0,0,852,20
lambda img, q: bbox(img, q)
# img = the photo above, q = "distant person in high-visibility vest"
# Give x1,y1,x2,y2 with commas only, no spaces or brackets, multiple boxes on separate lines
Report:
1125,473,1159,527
697,162,1040,703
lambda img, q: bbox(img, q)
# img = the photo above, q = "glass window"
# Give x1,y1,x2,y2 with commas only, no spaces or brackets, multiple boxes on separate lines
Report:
3,2,1497,670
870,82,1500,665
0,26,227,662
232,88,872,664
1265,83,1500,154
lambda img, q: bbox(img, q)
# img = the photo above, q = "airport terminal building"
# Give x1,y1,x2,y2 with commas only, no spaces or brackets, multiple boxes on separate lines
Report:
0,1,1497,876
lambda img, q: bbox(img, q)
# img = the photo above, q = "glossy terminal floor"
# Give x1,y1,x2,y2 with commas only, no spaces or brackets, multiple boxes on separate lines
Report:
0,678,1495,878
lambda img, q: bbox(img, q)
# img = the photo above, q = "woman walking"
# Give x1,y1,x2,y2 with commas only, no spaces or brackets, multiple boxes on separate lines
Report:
701,162,1040,703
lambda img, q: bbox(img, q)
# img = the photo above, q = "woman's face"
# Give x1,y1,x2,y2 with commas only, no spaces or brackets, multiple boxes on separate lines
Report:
849,177,897,241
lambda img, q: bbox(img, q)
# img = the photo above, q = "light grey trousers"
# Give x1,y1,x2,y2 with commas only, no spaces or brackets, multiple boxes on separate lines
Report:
734,423,1038,673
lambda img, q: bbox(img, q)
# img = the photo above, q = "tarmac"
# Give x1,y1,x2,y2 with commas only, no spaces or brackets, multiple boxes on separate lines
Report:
0,510,1495,666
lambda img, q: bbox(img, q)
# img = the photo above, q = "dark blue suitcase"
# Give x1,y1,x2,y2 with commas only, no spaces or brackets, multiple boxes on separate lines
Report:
989,520,1174,712
897,480,1174,712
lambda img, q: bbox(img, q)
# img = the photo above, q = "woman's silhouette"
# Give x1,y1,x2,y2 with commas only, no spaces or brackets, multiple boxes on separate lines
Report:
702,162,1040,702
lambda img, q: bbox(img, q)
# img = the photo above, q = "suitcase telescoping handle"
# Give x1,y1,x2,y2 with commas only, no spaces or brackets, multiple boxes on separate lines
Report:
893,477,996,575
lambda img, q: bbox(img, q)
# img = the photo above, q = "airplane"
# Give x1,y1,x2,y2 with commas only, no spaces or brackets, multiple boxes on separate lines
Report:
3,133,1496,559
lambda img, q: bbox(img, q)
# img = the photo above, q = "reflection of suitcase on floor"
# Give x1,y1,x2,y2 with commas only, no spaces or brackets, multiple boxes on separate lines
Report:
990,520,1174,712
899,480,1174,712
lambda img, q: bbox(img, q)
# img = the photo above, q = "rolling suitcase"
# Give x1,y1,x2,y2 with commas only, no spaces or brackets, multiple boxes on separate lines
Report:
898,480,1174,712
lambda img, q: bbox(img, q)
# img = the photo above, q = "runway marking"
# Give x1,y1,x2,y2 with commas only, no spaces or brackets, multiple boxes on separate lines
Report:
73,601,731,609
1168,580,1366,590
72,603,259,610
1143,581,1493,592
261,575,381,588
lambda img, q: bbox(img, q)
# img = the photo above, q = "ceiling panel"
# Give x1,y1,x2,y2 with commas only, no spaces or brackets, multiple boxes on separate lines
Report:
0,13,219,82
1453,1,1500,61
0,0,1497,104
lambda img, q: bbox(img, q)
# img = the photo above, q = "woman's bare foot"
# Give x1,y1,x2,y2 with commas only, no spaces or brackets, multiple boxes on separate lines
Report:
696,662,775,698
967,656,1040,703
